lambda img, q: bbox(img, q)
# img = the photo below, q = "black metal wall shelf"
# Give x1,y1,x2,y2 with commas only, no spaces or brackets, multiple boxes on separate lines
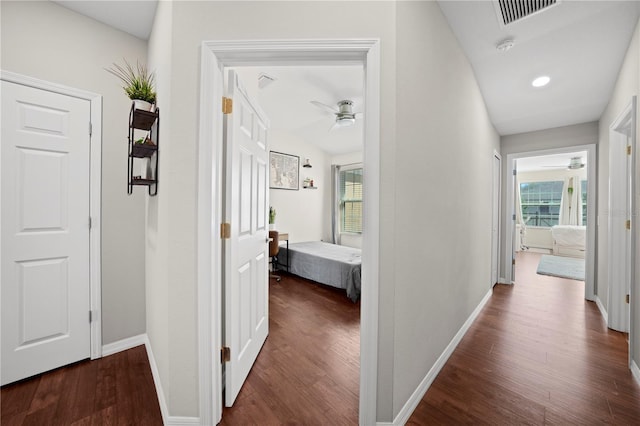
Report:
127,104,159,196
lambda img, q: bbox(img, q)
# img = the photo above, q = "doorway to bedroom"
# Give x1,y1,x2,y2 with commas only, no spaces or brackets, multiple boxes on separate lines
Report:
506,145,596,305
221,64,365,422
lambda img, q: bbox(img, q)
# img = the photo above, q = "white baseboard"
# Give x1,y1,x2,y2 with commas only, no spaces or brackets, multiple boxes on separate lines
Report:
595,296,608,326
631,360,640,386
101,333,200,424
143,336,201,425
388,289,493,426
101,333,147,356
143,335,169,422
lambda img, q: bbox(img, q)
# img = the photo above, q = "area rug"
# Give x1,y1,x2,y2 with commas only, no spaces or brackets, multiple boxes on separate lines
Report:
536,254,585,281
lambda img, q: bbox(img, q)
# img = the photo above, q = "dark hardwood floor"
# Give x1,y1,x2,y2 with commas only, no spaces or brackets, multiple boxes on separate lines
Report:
219,272,361,425
1,345,162,425
1,273,360,426
5,252,637,425
408,251,640,425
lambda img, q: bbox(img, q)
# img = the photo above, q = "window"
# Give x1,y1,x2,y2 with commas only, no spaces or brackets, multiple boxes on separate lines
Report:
340,168,363,233
581,179,588,225
519,181,563,227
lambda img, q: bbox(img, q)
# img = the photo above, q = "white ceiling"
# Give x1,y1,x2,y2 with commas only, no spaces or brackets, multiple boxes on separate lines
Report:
53,1,640,138
233,66,364,155
52,0,158,40
517,150,587,173
437,0,640,135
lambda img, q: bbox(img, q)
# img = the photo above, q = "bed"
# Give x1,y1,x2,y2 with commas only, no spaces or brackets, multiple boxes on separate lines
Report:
551,225,586,258
277,241,362,302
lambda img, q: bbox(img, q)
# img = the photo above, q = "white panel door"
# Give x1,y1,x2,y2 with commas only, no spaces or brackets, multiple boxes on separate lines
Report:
1,81,91,385
224,70,270,406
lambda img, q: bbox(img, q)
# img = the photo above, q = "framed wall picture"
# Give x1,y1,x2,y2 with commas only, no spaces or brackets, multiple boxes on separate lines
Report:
269,151,299,190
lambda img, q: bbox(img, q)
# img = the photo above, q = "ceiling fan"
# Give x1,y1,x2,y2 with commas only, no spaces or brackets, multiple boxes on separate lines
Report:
541,157,585,170
310,100,363,130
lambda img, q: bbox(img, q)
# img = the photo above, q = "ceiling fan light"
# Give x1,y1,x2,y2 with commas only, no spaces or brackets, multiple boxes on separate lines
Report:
336,116,355,127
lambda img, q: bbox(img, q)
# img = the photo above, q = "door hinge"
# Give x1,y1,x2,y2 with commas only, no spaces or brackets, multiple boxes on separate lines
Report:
512,169,517,176
512,214,516,221
221,346,231,363
626,294,630,304
220,222,231,239
627,145,632,156
89,122,92,136
626,219,631,230
512,258,516,265
89,216,92,229
89,310,93,322
222,97,233,114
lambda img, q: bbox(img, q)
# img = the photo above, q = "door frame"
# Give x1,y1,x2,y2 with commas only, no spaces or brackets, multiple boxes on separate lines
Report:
504,144,596,301
608,96,636,359
492,150,502,287
0,70,103,359
196,39,381,425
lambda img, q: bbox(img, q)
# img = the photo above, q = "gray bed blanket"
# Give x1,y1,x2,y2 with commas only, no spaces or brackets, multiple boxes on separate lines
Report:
278,241,362,302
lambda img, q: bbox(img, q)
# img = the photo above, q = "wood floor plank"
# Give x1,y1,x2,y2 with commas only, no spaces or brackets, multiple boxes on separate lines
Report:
408,251,640,424
0,375,39,419
5,251,637,424
220,273,360,425
1,346,162,426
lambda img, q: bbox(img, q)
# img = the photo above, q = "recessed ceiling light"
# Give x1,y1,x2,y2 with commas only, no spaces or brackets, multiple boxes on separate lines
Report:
532,76,550,87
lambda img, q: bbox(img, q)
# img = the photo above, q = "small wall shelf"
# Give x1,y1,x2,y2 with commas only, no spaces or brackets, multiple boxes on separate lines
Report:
303,185,318,189
128,104,159,196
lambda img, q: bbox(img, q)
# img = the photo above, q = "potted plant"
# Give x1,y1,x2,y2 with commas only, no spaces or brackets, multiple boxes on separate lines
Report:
269,206,276,230
106,59,156,111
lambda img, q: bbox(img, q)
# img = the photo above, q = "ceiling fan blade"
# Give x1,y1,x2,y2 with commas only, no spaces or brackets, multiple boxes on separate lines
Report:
354,112,364,118
328,121,339,132
311,101,338,114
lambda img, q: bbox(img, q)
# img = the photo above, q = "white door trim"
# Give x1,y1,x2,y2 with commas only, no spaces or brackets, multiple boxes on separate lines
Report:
608,97,636,358
492,150,502,287
197,39,381,426
505,144,596,300
0,70,103,359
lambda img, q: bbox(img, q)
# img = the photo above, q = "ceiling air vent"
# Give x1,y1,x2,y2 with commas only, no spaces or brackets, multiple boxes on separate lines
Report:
495,0,558,26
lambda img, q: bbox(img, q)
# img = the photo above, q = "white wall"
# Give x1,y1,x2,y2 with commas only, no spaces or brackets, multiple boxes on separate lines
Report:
146,0,173,416
521,228,554,251
598,17,640,368
393,2,500,415
148,0,398,419
500,122,599,279
0,1,148,345
269,129,331,243
148,1,500,420
518,169,588,182
332,151,363,165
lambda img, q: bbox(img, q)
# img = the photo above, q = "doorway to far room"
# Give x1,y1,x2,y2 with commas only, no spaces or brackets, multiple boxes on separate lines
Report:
513,151,588,296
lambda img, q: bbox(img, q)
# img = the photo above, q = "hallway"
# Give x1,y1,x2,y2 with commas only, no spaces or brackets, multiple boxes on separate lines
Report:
408,251,640,424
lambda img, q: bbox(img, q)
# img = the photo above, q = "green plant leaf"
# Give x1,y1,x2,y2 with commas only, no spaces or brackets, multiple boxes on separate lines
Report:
105,59,156,103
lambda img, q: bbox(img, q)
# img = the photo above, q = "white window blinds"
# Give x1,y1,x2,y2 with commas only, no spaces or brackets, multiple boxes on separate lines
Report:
340,168,363,233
